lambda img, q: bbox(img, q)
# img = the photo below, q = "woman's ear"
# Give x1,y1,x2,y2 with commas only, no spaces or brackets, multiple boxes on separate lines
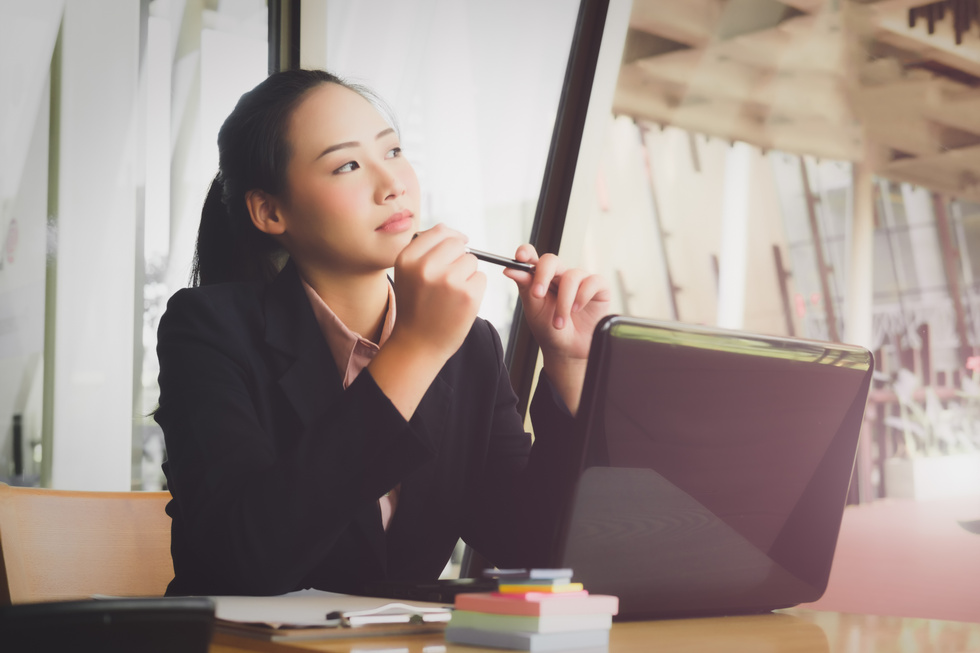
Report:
245,190,286,236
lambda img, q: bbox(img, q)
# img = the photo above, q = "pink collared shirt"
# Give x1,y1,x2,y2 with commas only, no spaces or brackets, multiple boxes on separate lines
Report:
301,278,400,530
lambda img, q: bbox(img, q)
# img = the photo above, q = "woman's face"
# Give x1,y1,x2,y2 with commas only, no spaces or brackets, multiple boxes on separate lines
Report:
276,82,420,275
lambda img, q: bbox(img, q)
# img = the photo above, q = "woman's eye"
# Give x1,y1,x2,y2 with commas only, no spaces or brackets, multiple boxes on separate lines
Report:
386,147,402,159
334,161,359,174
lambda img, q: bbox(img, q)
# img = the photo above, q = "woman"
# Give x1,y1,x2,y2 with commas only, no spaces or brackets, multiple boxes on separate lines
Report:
155,69,610,597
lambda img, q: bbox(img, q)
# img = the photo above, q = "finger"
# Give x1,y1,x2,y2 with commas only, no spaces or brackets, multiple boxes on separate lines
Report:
513,244,539,264
407,224,469,258
468,269,488,297
504,267,562,297
419,234,470,275
530,253,562,299
446,248,480,285
572,274,612,312
400,227,438,266
502,245,539,288
452,264,487,314
502,266,534,288
553,269,587,329
466,269,489,312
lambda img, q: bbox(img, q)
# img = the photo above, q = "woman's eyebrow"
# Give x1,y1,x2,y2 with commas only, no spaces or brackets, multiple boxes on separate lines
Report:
315,128,397,161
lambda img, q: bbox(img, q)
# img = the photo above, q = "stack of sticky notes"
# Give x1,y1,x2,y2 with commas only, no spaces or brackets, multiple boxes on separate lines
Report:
445,569,618,651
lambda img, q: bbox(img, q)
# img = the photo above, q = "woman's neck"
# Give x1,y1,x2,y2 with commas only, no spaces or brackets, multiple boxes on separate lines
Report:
298,265,390,343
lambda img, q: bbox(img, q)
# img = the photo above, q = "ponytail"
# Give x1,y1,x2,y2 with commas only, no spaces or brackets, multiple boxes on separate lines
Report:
191,174,281,287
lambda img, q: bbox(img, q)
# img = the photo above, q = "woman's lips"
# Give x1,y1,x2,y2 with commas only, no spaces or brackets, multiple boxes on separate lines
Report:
376,211,414,233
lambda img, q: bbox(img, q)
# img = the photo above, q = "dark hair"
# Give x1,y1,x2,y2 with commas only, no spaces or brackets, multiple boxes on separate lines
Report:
191,69,392,286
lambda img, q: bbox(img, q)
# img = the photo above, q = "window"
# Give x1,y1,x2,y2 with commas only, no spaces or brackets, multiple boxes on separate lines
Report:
303,0,580,342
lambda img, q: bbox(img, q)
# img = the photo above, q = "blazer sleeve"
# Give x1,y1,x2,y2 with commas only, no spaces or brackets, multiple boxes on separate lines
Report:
156,288,435,595
458,320,580,568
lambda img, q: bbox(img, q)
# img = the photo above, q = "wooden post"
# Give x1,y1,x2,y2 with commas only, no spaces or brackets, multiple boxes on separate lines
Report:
847,151,876,503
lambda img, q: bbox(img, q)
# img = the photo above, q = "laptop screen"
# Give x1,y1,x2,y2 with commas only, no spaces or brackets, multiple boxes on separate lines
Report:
555,316,873,619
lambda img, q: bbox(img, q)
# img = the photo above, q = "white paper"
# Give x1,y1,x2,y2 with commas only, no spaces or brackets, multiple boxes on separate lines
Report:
209,589,450,629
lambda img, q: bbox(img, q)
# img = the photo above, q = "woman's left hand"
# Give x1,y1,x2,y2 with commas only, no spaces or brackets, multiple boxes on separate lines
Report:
503,245,611,414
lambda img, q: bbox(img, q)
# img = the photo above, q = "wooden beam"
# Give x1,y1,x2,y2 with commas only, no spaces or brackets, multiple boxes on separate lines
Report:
629,0,723,47
869,8,980,78
635,12,844,75
626,10,851,128
922,87,980,134
628,49,851,124
865,0,978,16
877,144,980,203
618,0,980,203
613,77,862,160
713,13,845,75
862,0,945,11
881,142,980,173
776,0,830,12
851,75,980,155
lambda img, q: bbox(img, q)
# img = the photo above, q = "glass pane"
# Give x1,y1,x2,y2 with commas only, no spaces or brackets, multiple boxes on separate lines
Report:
539,1,980,615
0,2,61,486
960,214,980,287
307,0,580,343
771,154,811,245
872,230,900,304
138,0,268,490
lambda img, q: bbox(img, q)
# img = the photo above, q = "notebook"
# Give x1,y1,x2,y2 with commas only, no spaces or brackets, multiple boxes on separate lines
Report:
546,315,874,619
208,590,450,642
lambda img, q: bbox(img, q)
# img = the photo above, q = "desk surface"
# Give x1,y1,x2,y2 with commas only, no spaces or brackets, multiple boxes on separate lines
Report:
209,609,980,653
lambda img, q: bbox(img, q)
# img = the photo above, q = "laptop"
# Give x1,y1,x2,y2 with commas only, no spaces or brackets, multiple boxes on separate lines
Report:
546,315,874,619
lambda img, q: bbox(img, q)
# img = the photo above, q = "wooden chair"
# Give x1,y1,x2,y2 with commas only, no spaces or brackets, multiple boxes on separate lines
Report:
0,483,173,604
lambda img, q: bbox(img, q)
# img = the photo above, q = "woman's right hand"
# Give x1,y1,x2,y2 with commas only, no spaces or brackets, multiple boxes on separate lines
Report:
368,224,485,419
391,224,486,360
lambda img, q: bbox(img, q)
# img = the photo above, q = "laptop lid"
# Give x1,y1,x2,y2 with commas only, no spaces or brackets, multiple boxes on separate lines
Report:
551,315,873,619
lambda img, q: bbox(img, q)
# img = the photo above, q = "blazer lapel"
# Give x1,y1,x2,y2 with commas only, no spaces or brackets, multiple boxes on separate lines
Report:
262,260,387,574
263,260,342,427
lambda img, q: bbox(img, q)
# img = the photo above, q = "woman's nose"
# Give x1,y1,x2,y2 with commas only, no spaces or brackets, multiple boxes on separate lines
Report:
376,166,406,203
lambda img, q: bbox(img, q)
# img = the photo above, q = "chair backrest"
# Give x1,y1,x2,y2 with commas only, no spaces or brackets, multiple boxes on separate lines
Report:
0,483,173,604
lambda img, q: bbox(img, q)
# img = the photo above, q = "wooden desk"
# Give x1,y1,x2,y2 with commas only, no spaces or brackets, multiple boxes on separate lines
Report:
801,496,980,622
209,609,980,653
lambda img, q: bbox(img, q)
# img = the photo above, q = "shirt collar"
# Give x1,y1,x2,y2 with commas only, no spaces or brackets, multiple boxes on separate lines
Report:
301,278,396,387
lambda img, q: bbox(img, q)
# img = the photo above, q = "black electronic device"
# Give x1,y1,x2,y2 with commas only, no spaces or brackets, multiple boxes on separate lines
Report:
0,597,215,652
547,315,873,619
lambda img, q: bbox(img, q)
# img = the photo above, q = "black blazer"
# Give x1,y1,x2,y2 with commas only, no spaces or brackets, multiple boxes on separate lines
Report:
155,261,576,596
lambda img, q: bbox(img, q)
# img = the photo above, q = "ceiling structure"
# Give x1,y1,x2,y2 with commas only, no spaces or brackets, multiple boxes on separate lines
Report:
613,0,980,203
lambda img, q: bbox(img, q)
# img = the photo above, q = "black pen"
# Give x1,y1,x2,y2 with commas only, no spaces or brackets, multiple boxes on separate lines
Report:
466,248,536,273
411,234,536,273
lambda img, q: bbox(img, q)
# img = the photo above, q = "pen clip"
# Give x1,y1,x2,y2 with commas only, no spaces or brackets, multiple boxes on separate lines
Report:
330,602,453,628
